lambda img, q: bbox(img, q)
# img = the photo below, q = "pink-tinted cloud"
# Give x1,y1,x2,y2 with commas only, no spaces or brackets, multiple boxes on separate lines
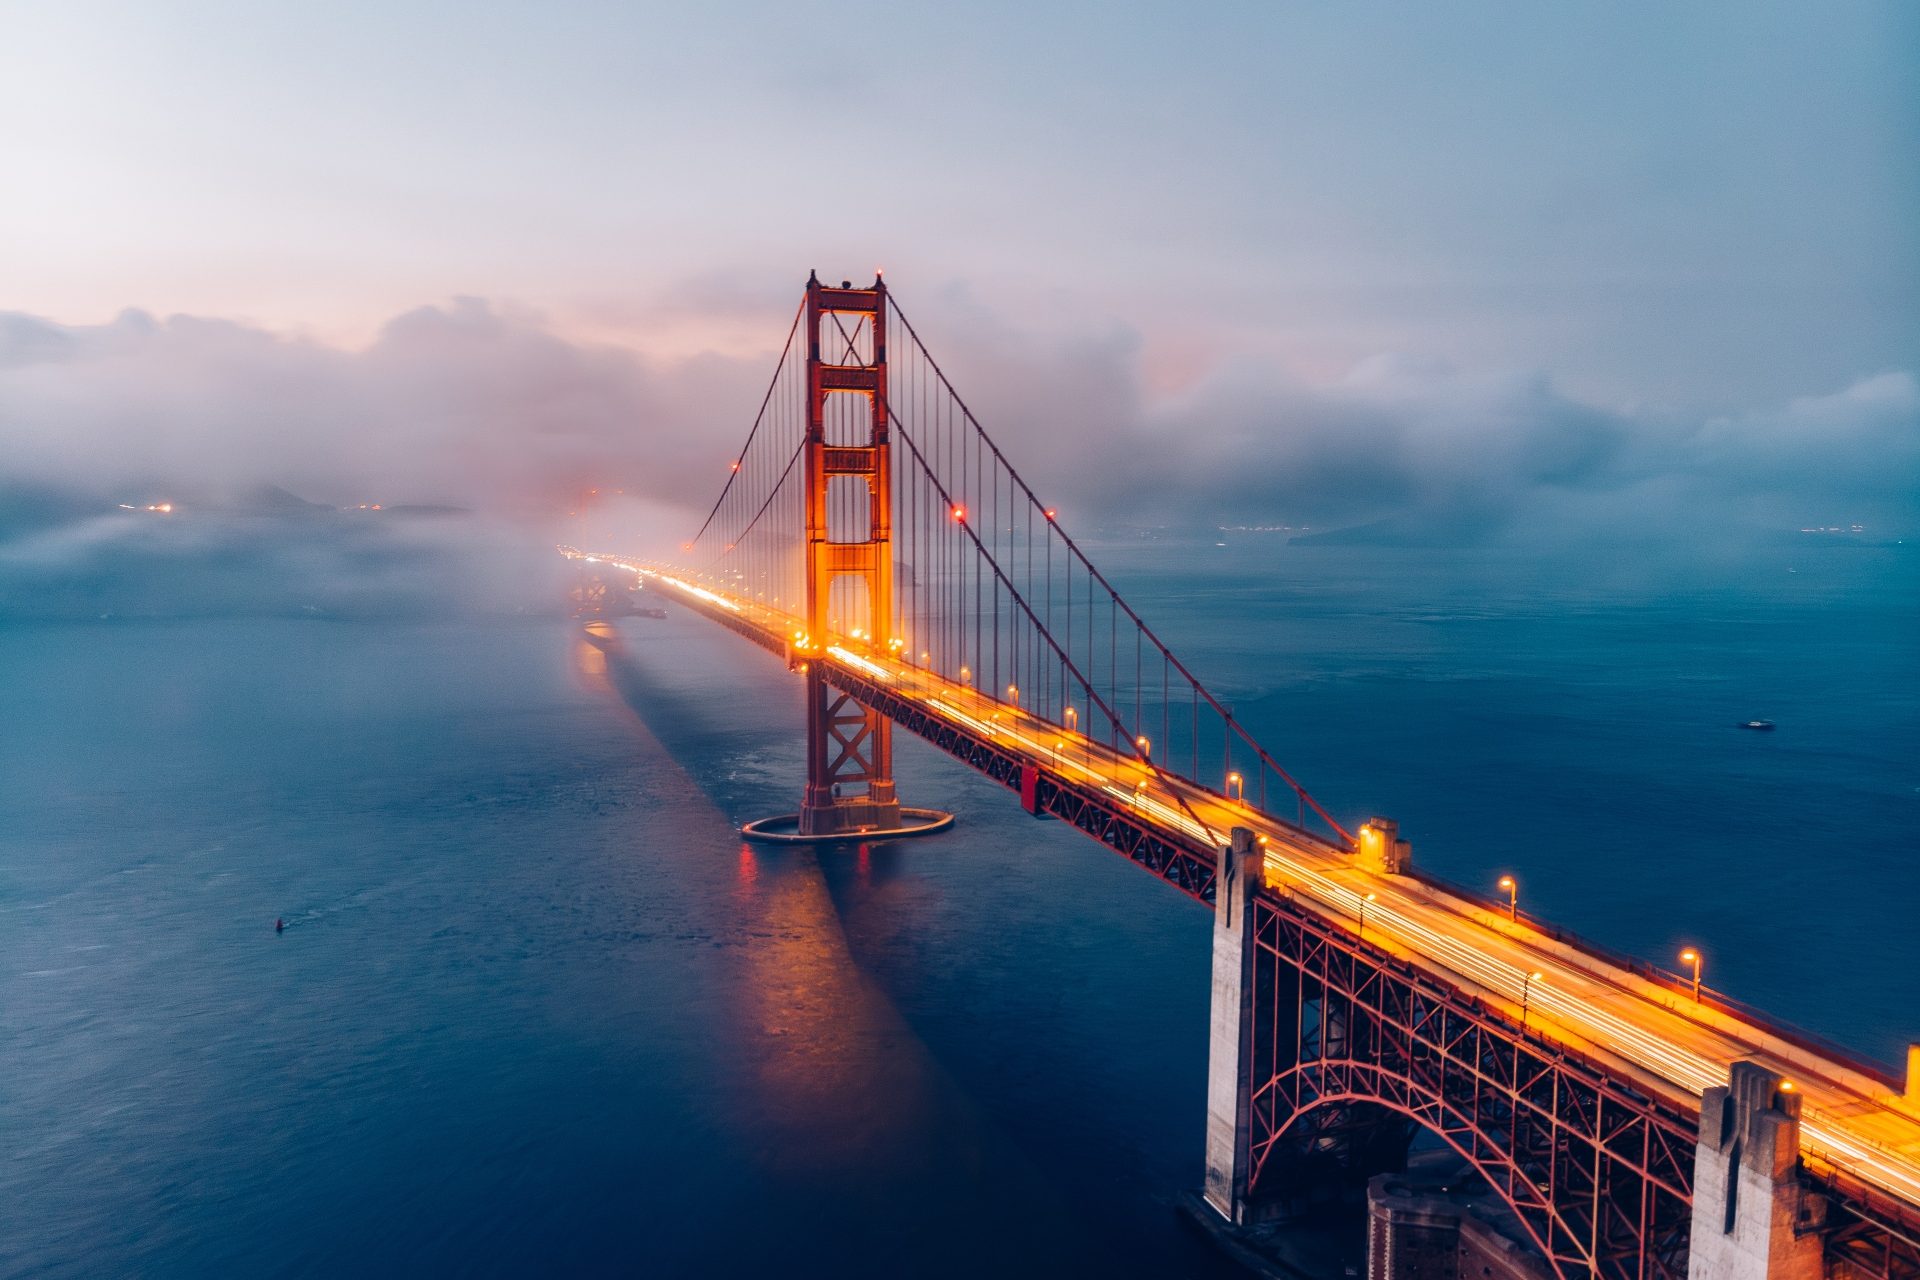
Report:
3,296,1913,559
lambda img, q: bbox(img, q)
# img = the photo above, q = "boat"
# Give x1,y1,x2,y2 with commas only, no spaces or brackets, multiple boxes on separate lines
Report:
1738,719,1776,732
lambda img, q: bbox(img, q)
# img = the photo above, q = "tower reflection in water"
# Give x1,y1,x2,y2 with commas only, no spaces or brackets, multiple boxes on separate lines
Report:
575,619,938,1175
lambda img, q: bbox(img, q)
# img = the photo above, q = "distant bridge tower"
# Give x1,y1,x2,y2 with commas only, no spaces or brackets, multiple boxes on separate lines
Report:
798,272,903,836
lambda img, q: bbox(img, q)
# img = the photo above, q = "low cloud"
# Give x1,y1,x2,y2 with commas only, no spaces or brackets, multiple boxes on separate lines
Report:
0,502,566,621
956,340,1915,545
0,300,762,519
858,299,1917,546
2,296,1914,601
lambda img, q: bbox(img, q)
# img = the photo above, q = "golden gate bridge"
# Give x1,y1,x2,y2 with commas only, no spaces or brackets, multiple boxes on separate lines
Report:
563,272,1920,1280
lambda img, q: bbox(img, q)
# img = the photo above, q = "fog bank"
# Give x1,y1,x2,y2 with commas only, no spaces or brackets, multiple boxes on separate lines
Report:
3,296,1913,618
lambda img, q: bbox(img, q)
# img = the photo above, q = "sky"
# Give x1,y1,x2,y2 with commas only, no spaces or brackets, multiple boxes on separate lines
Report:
1,0,1916,563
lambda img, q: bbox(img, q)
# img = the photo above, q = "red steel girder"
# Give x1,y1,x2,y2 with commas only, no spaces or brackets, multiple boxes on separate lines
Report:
1245,894,1695,1280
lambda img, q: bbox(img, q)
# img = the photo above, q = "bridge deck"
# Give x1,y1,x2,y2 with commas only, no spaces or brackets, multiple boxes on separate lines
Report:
573,550,1920,1229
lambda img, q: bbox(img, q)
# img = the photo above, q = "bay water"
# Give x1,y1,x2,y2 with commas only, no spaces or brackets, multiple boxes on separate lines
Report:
2,538,1913,1277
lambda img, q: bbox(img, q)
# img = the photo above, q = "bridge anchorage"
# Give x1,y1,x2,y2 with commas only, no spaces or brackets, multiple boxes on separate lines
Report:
563,270,1920,1280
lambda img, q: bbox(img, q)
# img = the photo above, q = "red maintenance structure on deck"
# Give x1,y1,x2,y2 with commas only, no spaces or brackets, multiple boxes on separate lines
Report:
561,271,1920,1280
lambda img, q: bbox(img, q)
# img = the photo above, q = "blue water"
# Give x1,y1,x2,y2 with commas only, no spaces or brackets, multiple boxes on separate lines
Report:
2,540,1914,1277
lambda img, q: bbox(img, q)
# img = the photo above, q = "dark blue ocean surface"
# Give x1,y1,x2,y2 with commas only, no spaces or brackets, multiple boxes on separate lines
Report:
2,540,1914,1277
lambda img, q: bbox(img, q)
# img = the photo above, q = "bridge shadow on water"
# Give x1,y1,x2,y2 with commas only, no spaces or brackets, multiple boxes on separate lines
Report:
571,617,1251,1277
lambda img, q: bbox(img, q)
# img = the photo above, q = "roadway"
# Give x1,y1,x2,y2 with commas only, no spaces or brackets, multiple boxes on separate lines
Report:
566,549,1920,1223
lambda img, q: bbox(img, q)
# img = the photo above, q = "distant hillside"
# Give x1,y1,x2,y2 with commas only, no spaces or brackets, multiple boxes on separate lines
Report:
1288,514,1499,548
233,485,334,515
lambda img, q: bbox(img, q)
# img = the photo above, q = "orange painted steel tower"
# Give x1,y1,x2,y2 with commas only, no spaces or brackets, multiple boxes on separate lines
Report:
798,272,902,836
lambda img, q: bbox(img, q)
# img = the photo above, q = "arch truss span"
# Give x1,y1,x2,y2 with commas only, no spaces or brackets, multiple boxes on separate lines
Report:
1245,892,1697,1280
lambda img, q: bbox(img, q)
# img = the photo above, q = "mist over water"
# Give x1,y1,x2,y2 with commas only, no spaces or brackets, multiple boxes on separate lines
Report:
1,531,1913,1278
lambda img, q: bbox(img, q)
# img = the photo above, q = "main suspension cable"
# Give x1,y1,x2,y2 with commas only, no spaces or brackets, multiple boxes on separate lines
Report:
684,297,805,554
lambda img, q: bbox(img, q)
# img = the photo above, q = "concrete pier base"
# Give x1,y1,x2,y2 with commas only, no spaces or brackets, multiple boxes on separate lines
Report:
740,807,953,844
1204,826,1260,1224
1364,1165,1552,1280
1686,1060,1823,1280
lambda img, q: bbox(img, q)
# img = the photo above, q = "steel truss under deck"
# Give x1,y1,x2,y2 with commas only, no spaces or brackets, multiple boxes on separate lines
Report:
1246,893,1696,1280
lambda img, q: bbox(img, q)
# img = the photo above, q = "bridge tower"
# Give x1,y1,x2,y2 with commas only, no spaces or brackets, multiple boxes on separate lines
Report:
798,272,903,837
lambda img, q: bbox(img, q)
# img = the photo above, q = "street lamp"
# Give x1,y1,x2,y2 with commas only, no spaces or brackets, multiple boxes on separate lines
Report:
1680,948,1703,1002
1521,970,1544,1027
1226,771,1244,801
1498,874,1518,921
1007,683,1019,704
959,665,971,686
1063,705,1078,731
1135,734,1151,759
1358,891,1378,940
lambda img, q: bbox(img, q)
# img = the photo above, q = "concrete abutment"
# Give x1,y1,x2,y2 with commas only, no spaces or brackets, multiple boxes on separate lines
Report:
1687,1060,1824,1280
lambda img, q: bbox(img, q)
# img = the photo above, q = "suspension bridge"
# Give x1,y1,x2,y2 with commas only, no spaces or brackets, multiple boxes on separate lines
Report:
563,272,1920,1280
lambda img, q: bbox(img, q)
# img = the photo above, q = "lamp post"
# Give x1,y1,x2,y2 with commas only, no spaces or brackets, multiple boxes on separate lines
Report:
1227,771,1244,801
1358,891,1378,941
1007,684,1019,705
1521,970,1544,1027
1063,705,1077,732
1680,948,1703,1002
1135,734,1151,759
1498,874,1518,921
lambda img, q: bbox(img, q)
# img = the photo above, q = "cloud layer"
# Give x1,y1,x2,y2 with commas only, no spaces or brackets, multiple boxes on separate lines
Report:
893,306,1918,544
0,301,777,521
2,297,1914,566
